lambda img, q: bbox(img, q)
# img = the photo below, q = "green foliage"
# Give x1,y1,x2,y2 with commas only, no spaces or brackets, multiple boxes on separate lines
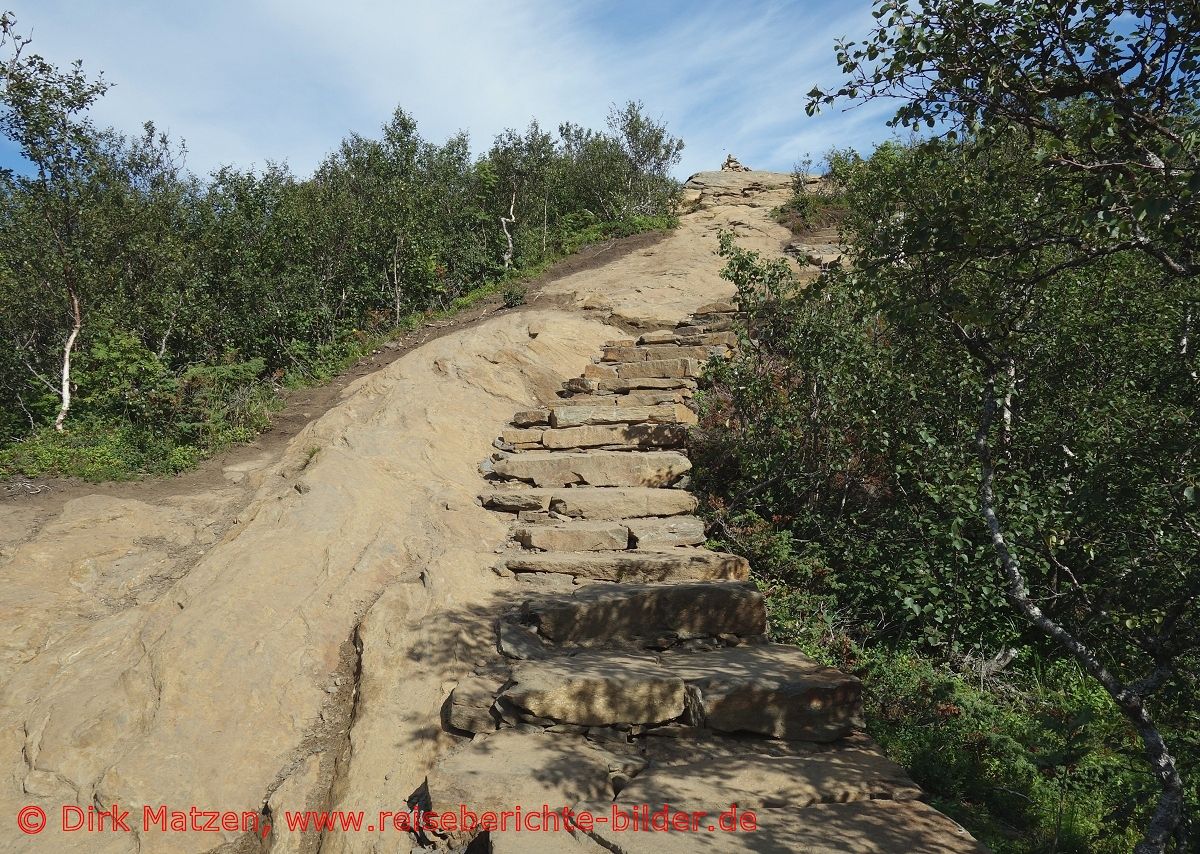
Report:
768,583,1144,853
808,0,1200,278
501,282,527,308
772,153,853,234
693,133,1198,847
0,15,684,478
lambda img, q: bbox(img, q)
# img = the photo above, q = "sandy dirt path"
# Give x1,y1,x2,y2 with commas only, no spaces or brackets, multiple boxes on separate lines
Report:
0,170,794,854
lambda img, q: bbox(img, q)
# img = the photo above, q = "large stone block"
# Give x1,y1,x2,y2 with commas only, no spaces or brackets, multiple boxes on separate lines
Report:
446,674,506,734
541,423,688,450
595,376,698,393
613,749,921,813
615,359,704,380
585,799,986,854
505,549,749,582
516,521,631,552
503,653,685,726
491,451,691,487
522,581,765,645
481,487,698,519
425,730,612,829
601,344,717,363
665,645,864,742
626,516,706,548
549,403,683,428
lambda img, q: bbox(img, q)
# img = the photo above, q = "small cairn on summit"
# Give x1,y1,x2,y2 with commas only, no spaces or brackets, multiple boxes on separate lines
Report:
721,153,751,172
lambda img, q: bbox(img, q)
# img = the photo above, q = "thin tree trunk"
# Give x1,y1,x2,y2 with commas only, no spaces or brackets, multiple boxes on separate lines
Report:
542,194,548,259
392,234,403,326
54,288,81,432
500,189,516,270
975,370,1186,854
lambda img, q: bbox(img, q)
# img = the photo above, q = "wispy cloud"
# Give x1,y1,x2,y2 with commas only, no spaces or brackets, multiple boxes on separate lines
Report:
4,0,897,178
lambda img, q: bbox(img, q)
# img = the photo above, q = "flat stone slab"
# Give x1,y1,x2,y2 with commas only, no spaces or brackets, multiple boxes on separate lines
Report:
615,749,921,813
675,331,738,347
615,358,704,380
626,516,706,548
541,423,687,450
664,645,864,741
522,581,765,645
637,330,679,344
585,799,985,854
446,673,507,733
504,653,685,726
601,344,718,362
595,376,698,393
426,729,613,822
516,520,630,552
506,549,750,582
491,827,608,853
482,487,698,519
554,390,689,408
549,403,685,427
492,451,691,487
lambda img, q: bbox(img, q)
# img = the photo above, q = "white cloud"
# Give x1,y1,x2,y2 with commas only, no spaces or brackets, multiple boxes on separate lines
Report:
7,0,896,178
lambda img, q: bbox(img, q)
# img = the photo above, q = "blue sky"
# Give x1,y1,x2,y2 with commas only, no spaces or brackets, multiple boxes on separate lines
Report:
1,0,899,180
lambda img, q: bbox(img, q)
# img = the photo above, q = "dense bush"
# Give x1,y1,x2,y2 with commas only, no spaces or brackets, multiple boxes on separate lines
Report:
0,14,683,478
694,4,1200,849
693,136,1198,850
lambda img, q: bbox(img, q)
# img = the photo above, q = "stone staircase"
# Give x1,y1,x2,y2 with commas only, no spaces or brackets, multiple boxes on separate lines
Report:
422,304,987,853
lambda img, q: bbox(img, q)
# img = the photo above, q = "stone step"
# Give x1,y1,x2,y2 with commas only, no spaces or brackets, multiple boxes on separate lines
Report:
497,643,859,740
584,799,986,854
481,487,698,519
548,403,691,428
613,748,921,813
564,376,699,395
503,652,685,727
515,520,632,552
553,389,690,408
491,450,691,488
636,329,739,347
505,549,749,582
615,358,704,380
600,344,721,363
674,331,738,347
663,645,863,741
694,301,738,314
514,515,705,553
424,729,616,844
626,515,706,548
540,423,688,450
520,581,765,645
